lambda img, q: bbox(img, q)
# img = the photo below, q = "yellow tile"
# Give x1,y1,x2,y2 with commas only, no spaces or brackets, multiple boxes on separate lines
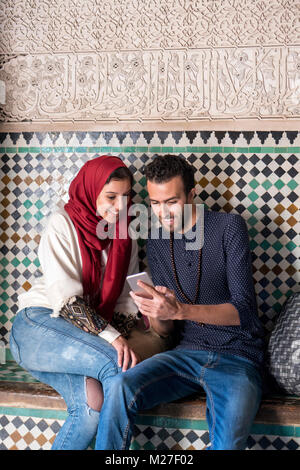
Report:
22,281,32,291
274,203,285,214
274,215,284,226
287,204,298,215
287,216,297,226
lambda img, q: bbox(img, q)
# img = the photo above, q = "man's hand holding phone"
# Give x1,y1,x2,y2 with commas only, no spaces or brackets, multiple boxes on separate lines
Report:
126,272,155,299
127,272,182,321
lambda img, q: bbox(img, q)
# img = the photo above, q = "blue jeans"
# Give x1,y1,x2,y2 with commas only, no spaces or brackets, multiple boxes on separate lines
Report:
9,306,123,450
96,349,262,450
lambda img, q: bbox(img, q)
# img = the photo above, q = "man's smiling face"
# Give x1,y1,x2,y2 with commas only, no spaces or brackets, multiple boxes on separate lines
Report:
147,175,195,232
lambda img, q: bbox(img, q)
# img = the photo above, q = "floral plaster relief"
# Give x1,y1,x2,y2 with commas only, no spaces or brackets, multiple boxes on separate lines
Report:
0,0,299,123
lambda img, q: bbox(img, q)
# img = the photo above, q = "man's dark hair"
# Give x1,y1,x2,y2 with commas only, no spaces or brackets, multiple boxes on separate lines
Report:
143,154,196,196
105,166,133,186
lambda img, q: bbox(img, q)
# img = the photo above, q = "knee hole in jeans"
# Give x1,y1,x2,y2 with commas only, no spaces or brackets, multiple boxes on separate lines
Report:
85,377,104,412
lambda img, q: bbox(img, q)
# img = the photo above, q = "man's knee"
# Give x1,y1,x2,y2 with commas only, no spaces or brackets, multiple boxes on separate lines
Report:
105,372,140,409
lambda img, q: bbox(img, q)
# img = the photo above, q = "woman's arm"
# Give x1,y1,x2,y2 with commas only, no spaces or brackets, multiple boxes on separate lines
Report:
38,210,141,370
39,211,121,342
38,212,84,317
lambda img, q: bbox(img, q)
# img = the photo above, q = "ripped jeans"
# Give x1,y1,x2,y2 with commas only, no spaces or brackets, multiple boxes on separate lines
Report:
9,306,123,450
96,349,262,450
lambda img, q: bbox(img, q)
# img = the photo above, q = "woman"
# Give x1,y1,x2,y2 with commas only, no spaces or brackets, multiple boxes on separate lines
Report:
9,155,170,450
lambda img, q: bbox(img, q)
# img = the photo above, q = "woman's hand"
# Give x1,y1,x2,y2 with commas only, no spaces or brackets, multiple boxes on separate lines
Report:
111,335,141,372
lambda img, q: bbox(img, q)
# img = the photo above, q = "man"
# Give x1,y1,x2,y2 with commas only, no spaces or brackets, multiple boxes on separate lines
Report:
95,154,265,450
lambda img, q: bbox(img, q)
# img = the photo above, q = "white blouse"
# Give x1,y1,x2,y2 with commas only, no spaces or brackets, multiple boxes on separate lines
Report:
17,207,140,344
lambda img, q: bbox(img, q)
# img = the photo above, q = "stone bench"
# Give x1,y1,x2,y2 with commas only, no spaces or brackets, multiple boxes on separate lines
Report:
0,361,299,450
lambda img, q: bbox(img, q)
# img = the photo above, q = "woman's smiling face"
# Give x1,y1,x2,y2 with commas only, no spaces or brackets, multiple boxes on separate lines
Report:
96,178,132,223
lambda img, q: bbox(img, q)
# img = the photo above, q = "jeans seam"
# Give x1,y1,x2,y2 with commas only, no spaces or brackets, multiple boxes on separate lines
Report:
199,354,220,383
206,354,221,369
121,371,202,450
201,379,216,447
199,352,212,380
23,308,119,375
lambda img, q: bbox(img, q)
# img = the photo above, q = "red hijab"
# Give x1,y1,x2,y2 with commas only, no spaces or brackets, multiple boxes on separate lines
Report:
64,155,132,322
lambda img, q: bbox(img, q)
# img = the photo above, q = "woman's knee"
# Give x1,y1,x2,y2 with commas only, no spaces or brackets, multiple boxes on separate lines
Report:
86,377,104,412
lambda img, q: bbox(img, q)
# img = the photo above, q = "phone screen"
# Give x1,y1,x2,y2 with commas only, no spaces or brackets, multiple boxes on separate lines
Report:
126,272,154,298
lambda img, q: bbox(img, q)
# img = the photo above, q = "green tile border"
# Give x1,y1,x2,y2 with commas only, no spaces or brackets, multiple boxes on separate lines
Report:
250,423,298,437
0,406,68,420
0,146,300,154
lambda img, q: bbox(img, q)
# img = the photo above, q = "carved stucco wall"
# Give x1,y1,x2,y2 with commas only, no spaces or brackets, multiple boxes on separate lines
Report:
0,0,299,125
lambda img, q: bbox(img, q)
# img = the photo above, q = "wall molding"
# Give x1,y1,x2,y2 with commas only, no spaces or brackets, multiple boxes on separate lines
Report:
0,1,299,125
1,0,299,53
1,120,300,133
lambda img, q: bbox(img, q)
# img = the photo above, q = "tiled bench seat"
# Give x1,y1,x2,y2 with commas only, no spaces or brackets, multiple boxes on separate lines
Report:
0,361,299,450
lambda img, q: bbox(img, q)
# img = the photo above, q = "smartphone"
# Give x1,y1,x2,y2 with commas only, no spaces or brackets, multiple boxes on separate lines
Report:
126,272,154,298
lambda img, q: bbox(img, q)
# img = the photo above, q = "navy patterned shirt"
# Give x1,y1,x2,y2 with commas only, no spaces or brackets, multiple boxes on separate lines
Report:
146,207,266,367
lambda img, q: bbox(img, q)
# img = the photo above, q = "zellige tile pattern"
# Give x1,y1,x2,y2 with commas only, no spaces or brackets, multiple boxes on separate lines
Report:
0,131,299,349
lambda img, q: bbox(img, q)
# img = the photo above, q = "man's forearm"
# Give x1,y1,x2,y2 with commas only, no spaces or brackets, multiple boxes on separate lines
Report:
178,303,240,326
131,282,241,329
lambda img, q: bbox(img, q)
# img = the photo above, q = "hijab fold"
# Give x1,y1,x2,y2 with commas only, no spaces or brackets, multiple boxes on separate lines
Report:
64,155,132,322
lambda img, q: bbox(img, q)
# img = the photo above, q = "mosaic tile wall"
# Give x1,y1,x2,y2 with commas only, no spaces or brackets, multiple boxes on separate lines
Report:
0,130,299,354
0,410,66,450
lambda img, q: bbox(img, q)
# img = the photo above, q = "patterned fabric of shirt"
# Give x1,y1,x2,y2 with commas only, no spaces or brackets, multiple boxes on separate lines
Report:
146,207,266,367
